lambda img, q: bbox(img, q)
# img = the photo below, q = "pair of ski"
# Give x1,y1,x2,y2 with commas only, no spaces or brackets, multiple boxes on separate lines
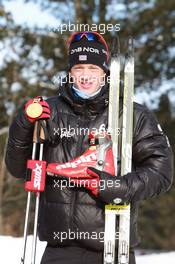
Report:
104,37,134,264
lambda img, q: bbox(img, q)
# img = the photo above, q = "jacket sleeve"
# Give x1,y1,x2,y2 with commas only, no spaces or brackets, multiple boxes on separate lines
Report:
5,109,34,178
99,106,174,204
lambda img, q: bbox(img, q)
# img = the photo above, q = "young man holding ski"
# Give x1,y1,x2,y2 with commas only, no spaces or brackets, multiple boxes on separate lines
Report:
5,32,173,264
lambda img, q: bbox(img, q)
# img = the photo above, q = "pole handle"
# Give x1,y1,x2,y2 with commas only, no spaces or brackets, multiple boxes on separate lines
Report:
33,121,46,143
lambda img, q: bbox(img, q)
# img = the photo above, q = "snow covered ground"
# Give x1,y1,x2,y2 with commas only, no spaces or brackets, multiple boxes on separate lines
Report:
0,235,175,264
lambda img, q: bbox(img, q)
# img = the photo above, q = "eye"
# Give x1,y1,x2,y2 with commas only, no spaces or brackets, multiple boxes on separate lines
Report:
72,65,84,70
89,66,100,71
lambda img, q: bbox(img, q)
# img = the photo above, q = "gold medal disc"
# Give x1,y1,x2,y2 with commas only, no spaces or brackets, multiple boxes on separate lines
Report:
26,103,43,118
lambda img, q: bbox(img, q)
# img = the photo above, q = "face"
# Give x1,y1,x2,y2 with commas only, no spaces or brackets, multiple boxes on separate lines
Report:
70,64,106,95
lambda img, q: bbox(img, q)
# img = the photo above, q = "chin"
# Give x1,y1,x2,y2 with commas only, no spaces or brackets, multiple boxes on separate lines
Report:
78,85,95,94
82,89,95,94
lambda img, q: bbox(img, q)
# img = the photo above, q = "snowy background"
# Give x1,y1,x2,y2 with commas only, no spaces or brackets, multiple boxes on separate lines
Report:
3,0,175,109
0,235,175,264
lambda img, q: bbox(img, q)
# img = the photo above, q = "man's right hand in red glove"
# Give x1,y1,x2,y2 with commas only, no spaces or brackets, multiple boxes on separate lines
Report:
25,96,51,123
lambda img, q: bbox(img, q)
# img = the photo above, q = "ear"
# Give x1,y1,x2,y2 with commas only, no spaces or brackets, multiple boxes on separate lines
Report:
68,72,72,82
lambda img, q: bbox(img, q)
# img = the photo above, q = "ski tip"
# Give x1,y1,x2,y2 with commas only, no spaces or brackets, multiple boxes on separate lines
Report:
111,35,120,57
127,37,134,54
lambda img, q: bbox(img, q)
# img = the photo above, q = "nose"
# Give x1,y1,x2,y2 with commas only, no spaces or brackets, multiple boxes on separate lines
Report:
81,68,91,75
80,69,91,82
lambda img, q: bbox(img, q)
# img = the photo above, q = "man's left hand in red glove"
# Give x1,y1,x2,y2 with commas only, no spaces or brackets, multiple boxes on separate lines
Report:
85,167,127,202
87,167,144,204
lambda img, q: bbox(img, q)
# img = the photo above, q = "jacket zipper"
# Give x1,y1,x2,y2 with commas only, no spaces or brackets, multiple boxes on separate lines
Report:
69,115,85,232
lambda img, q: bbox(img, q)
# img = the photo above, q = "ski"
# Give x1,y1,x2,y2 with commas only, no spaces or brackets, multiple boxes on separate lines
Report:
118,37,134,264
104,36,121,264
104,37,134,264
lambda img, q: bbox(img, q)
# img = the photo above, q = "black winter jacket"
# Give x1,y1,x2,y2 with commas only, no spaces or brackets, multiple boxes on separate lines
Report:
5,81,174,251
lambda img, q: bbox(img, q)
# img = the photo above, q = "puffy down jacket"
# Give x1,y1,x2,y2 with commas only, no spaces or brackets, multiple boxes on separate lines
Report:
5,81,174,251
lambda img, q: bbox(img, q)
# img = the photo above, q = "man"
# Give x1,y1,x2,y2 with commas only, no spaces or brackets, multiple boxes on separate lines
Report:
5,32,174,264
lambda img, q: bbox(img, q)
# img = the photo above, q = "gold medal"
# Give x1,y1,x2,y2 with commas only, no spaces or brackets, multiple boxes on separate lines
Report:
26,102,43,118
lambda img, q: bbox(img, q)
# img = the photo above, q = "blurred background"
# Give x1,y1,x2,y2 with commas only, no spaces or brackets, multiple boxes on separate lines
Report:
0,0,175,254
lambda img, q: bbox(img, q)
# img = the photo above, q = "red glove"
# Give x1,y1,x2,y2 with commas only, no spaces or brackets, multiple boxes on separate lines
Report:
25,96,51,123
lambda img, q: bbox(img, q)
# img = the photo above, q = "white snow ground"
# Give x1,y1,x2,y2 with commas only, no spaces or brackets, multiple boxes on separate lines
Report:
0,236,175,264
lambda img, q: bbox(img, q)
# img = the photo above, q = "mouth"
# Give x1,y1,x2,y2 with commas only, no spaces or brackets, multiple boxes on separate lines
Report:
80,81,93,89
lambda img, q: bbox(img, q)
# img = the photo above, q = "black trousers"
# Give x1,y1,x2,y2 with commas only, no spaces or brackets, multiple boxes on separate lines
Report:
41,245,136,264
